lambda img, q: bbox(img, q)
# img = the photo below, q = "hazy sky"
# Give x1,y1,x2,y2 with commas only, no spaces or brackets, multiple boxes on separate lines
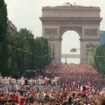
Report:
5,0,105,36
4,0,105,63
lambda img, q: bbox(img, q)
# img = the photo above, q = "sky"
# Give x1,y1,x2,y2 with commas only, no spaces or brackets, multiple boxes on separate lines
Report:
5,0,105,64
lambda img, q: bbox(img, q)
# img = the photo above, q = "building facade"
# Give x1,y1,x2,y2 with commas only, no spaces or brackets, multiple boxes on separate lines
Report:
100,31,105,45
40,3,102,64
7,20,17,33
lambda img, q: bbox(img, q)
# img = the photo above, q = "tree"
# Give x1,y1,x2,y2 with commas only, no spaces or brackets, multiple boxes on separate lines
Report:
88,48,96,66
19,28,34,71
33,37,52,69
8,28,52,77
8,28,34,77
94,45,105,74
0,0,8,75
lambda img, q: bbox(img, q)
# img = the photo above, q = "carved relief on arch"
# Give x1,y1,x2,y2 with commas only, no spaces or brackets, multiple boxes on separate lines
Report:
59,26,82,37
84,28,98,36
44,28,58,36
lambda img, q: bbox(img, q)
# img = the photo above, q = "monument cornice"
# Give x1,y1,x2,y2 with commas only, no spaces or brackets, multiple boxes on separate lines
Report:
80,38,99,41
40,17,102,22
48,37,62,41
42,6,100,11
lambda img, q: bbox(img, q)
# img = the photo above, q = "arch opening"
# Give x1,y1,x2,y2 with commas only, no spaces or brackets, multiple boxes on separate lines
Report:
61,30,80,64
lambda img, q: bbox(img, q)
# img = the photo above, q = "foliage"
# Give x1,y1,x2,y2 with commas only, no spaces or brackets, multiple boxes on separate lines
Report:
8,29,34,76
0,0,52,76
94,45,105,74
8,29,52,77
88,48,96,66
33,37,52,69
0,0,8,75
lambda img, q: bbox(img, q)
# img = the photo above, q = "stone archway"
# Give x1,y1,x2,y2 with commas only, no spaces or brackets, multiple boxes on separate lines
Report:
61,30,80,64
40,3,102,64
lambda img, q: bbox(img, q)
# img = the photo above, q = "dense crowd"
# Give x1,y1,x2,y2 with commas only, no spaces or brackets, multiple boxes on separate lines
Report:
45,64,105,89
0,64,105,105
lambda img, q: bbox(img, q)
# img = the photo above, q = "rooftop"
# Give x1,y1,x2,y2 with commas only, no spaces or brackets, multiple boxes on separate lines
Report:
42,3,100,11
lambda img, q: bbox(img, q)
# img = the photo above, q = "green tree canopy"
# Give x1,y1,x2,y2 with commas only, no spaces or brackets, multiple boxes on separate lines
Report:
0,0,8,75
8,28,52,77
32,37,52,69
8,28,34,76
94,45,105,74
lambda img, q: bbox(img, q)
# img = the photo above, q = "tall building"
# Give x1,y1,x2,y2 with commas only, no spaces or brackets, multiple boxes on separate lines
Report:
100,31,105,45
7,20,17,33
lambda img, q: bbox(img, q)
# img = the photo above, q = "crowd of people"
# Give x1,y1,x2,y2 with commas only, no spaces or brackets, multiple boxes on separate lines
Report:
0,64,105,105
45,64,105,89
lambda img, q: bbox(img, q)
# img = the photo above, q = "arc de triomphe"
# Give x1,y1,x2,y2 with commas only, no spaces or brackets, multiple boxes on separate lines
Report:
40,4,102,64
